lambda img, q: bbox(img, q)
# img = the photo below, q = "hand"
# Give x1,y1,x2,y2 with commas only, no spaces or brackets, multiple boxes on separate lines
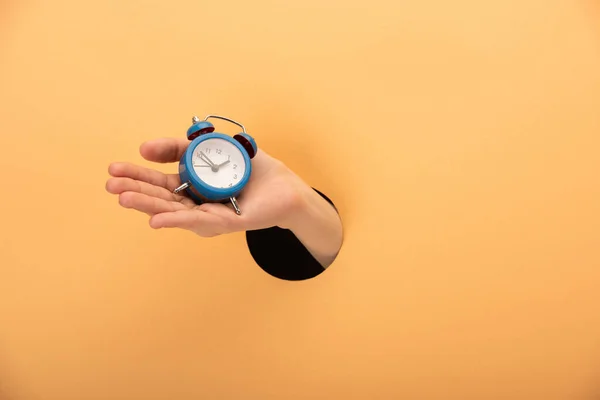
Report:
106,137,343,267
105,138,315,237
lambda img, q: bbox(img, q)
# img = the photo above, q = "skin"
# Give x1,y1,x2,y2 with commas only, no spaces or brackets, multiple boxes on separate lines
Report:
105,137,343,268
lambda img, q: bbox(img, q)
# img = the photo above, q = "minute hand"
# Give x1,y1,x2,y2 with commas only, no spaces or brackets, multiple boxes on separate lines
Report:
199,152,220,172
199,151,216,167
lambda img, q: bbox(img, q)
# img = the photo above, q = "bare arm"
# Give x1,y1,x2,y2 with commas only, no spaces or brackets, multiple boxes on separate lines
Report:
286,184,344,268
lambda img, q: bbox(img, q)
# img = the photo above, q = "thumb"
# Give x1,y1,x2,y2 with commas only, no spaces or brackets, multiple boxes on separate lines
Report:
149,209,225,237
149,209,210,229
140,138,190,163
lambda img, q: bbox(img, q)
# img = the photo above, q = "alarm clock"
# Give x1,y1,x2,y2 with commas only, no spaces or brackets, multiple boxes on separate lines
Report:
172,115,257,215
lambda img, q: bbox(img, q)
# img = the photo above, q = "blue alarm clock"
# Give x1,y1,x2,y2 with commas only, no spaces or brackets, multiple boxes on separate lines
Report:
172,115,257,215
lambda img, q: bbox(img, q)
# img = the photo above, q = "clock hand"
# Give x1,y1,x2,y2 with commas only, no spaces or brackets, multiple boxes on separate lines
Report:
217,160,230,168
199,151,216,166
199,151,219,172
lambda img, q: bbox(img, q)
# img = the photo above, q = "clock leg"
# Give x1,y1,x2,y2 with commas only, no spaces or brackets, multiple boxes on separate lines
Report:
173,182,190,194
230,196,241,215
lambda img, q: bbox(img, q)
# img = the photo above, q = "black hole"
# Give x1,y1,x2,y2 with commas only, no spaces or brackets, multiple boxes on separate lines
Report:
245,188,341,281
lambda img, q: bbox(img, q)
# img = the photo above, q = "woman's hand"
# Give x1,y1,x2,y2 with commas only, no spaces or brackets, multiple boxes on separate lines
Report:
105,138,343,266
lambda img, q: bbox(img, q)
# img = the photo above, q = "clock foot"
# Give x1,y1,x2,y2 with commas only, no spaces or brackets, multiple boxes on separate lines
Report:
173,182,190,194
230,196,241,215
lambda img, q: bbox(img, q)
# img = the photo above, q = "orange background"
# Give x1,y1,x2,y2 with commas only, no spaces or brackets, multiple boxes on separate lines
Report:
1,0,599,399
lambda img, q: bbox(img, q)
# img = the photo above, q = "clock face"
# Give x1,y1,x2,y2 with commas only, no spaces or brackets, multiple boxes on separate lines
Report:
191,138,247,189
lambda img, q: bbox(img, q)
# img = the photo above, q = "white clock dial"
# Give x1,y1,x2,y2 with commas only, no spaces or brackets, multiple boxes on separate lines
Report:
192,138,247,189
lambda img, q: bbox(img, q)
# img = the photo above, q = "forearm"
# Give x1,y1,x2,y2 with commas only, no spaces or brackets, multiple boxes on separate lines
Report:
287,185,344,268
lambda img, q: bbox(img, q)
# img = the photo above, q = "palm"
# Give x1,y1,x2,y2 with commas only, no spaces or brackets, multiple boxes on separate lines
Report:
106,138,304,237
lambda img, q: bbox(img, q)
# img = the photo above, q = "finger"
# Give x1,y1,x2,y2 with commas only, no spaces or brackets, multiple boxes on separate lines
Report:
106,176,184,202
108,162,181,191
118,191,188,216
139,138,190,163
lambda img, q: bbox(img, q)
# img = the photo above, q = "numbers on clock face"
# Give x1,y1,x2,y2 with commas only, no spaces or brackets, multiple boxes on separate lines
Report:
191,138,246,189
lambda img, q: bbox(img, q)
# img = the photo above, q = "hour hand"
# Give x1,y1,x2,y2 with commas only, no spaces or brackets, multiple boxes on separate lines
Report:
217,160,230,168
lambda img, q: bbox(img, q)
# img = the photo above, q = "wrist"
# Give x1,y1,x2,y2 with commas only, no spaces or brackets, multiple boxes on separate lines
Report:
283,183,343,268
